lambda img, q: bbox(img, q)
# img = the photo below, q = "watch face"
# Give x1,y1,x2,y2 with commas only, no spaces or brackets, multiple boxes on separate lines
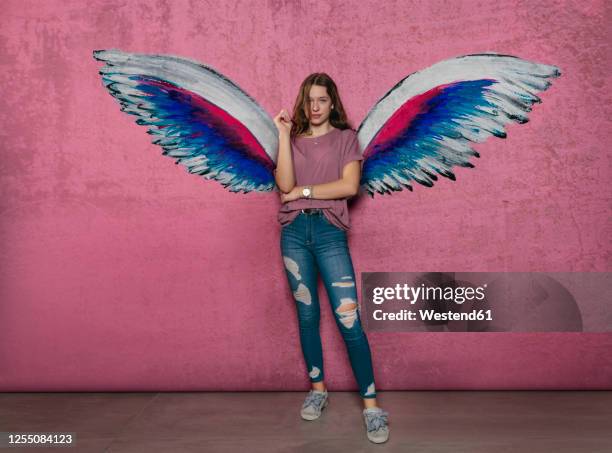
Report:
303,188,310,196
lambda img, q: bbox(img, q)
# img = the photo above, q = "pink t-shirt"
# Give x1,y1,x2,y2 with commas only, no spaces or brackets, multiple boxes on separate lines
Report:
277,127,364,231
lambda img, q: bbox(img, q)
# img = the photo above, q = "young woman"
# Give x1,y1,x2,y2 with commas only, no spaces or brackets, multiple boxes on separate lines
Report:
273,73,390,444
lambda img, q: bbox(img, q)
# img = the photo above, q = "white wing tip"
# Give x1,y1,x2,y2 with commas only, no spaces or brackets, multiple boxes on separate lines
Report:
92,49,132,63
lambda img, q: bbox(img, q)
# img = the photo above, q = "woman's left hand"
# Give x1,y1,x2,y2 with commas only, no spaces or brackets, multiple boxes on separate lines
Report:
280,186,303,203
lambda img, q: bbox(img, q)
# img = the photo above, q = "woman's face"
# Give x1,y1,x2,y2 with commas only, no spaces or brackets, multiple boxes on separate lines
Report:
305,84,333,127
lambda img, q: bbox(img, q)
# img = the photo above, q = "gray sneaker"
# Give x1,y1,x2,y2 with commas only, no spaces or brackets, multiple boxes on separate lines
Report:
363,407,389,443
300,389,328,420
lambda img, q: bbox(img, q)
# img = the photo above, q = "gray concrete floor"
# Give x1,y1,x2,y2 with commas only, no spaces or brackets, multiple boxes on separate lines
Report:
1,391,610,452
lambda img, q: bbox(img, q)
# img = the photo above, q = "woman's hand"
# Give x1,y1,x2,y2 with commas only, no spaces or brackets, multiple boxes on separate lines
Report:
280,186,303,203
273,109,293,136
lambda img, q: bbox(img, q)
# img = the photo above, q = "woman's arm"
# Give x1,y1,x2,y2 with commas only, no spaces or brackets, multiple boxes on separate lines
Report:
281,160,362,202
272,109,296,193
309,160,361,199
274,131,296,193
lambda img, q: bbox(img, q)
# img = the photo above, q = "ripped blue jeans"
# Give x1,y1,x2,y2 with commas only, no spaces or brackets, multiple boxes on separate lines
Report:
280,209,377,399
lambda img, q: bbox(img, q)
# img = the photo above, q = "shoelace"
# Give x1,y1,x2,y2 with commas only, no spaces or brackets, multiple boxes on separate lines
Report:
364,409,389,432
303,391,326,410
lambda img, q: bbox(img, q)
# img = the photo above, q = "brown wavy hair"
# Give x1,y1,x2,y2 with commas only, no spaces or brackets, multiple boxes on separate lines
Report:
290,73,353,140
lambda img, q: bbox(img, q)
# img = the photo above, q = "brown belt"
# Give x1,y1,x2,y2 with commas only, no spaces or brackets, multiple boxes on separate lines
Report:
300,208,322,215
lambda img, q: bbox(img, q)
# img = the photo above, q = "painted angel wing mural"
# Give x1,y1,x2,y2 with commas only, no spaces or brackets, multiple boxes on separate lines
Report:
93,50,561,198
356,53,561,196
92,49,279,193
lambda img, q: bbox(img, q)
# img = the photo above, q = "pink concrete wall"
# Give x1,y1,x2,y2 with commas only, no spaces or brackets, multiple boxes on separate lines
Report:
1,0,610,391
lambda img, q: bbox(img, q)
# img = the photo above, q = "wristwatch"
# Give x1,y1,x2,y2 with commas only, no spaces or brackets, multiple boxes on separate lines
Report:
302,185,313,199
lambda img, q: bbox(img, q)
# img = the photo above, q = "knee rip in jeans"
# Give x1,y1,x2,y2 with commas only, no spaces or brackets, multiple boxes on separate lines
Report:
293,283,312,305
336,297,358,328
